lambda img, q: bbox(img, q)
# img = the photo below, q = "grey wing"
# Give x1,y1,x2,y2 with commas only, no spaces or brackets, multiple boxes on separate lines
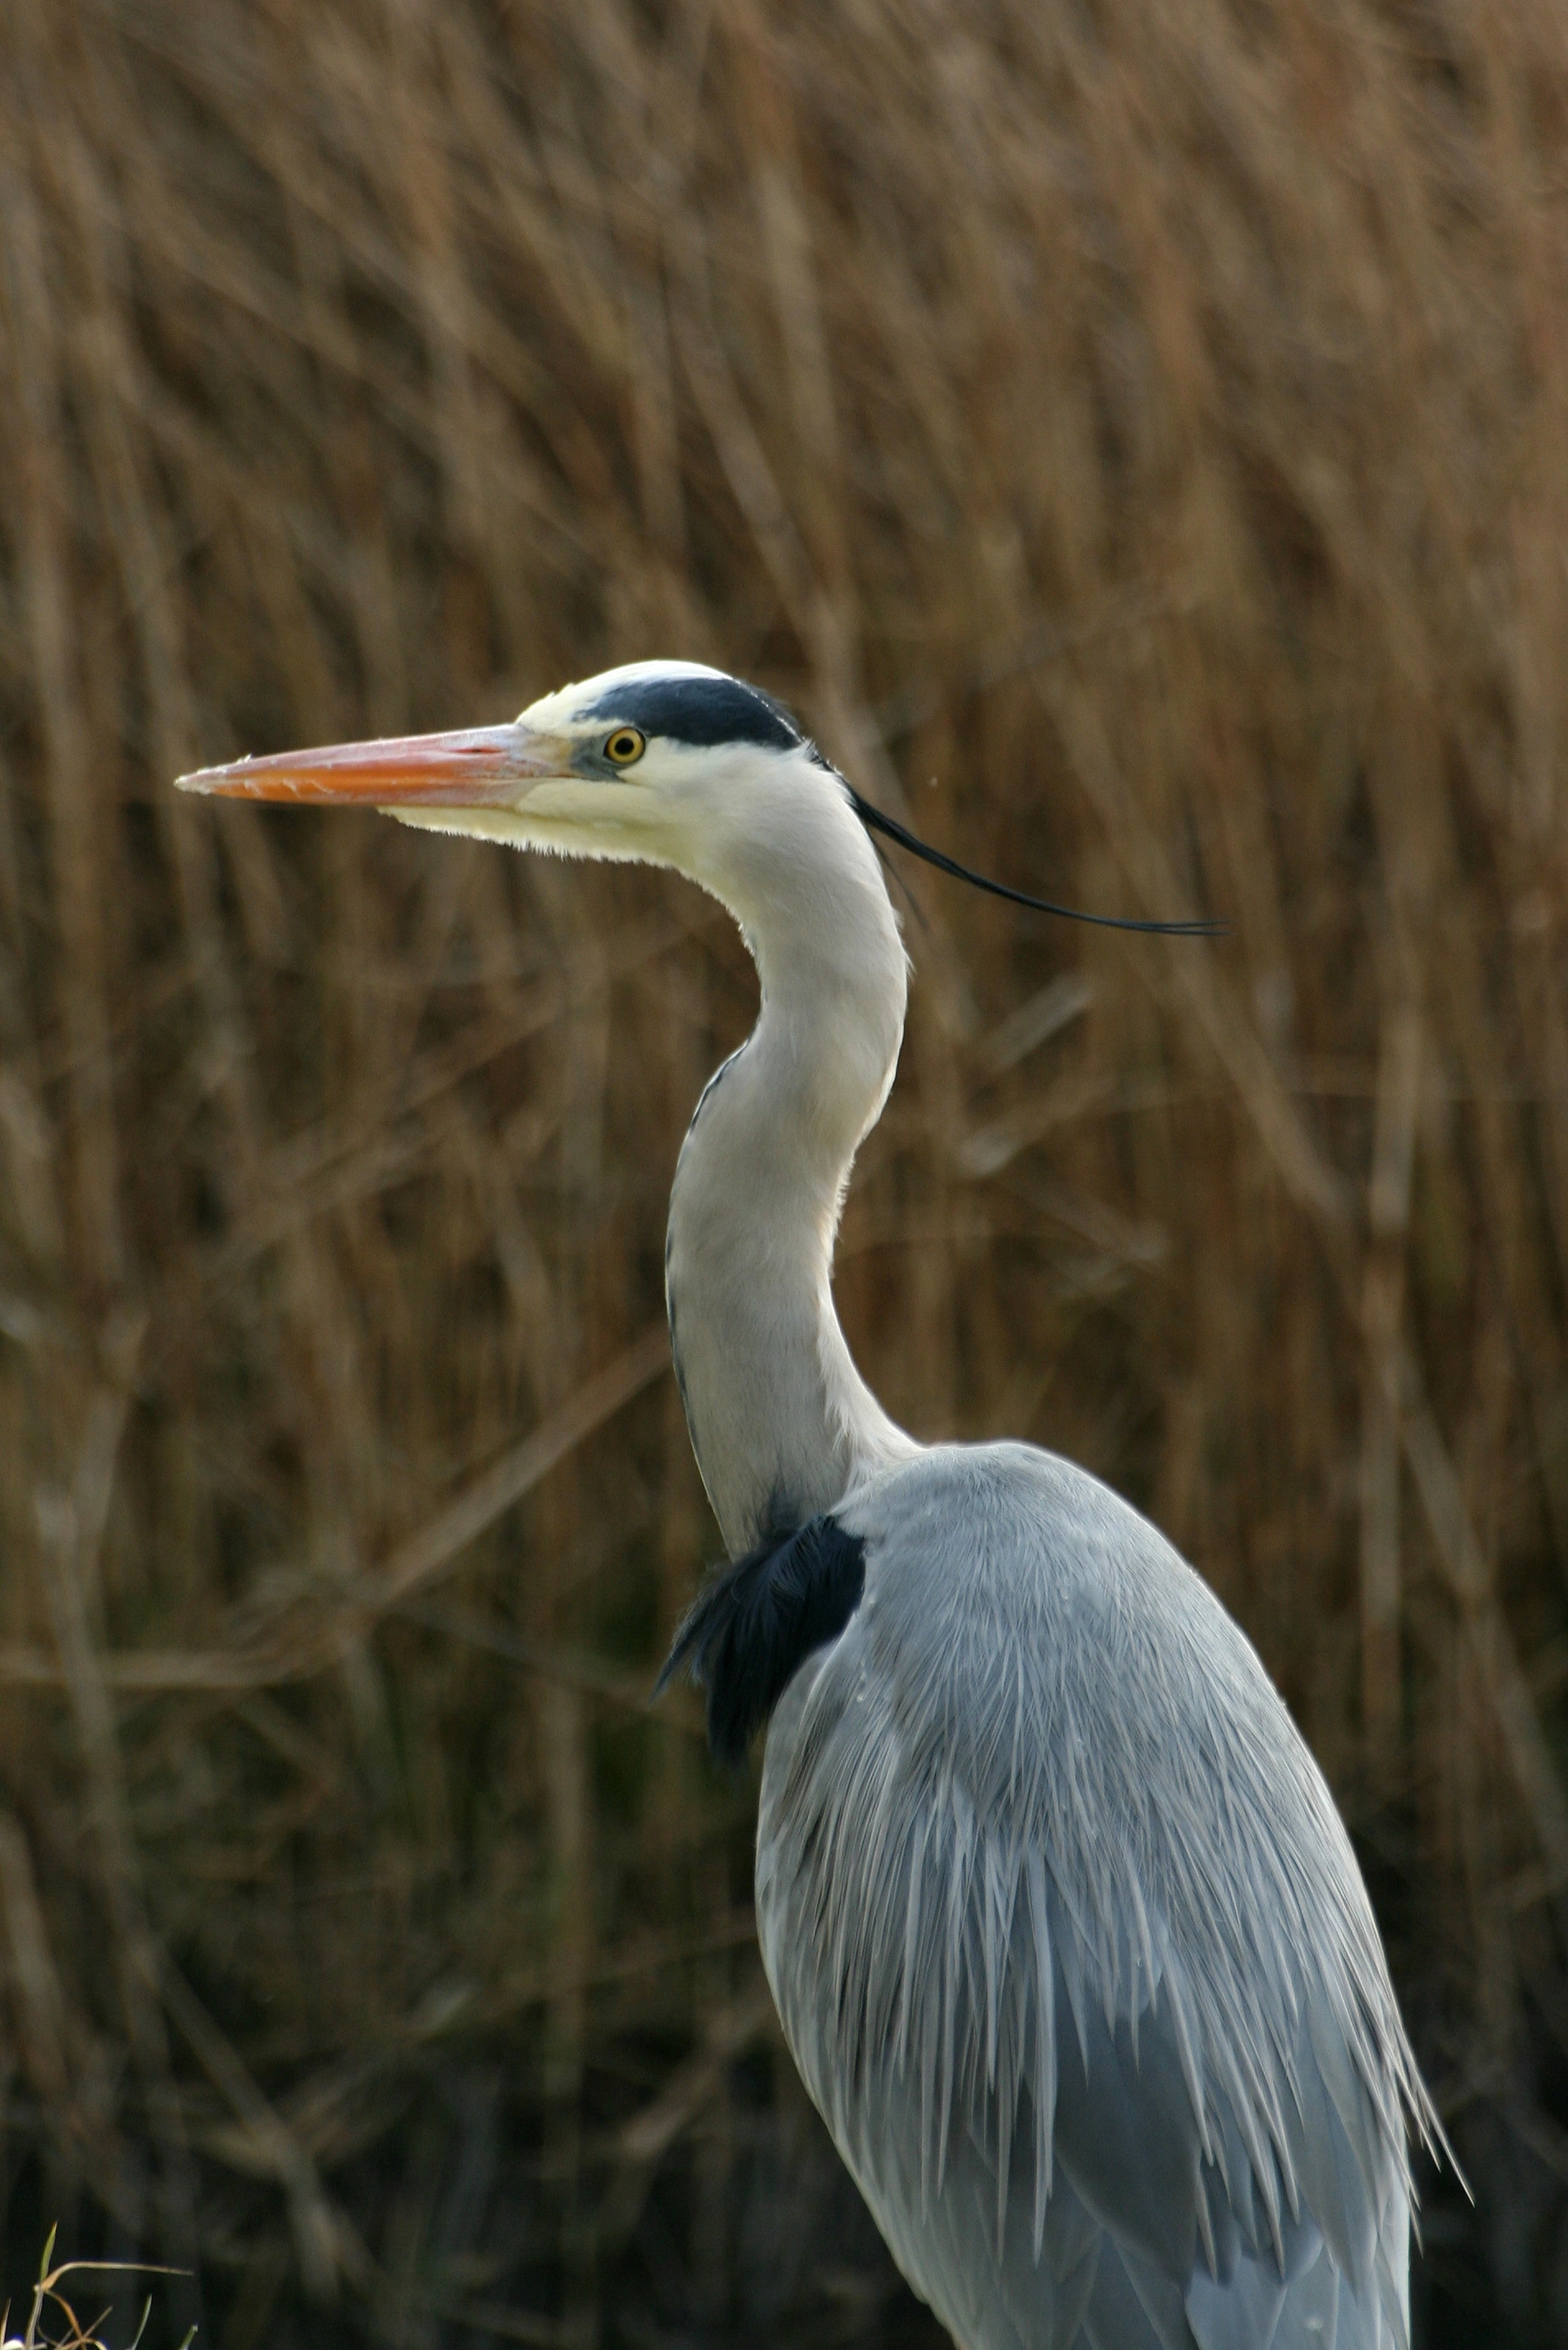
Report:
754,1446,1427,2350
785,1990,1406,2349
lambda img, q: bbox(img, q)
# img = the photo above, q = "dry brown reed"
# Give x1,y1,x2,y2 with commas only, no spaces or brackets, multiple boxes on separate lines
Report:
2,0,1567,2340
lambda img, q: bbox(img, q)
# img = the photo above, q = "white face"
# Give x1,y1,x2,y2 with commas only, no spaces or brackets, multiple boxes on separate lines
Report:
173,660,835,875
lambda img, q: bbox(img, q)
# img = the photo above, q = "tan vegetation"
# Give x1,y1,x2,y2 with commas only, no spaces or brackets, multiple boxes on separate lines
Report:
2,0,1566,2339
2,2230,193,2350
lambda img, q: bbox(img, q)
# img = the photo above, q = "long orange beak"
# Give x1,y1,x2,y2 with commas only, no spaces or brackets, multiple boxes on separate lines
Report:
175,723,572,806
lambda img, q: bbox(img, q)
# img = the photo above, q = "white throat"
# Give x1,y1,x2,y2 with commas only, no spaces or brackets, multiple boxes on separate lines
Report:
664,767,919,1552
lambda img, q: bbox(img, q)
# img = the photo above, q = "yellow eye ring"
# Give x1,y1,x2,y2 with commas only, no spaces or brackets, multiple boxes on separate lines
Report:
604,727,645,765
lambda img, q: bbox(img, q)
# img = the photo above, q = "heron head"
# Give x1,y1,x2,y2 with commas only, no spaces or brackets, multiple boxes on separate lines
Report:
178,658,1223,939
175,660,842,883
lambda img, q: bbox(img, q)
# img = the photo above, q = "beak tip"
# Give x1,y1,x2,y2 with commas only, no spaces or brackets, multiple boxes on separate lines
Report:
176,759,256,797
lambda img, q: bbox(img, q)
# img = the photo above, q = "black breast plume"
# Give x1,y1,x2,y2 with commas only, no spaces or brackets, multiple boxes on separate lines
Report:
655,1516,867,1770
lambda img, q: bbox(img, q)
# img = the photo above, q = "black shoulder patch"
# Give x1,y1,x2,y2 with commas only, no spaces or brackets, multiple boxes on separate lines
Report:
654,1515,867,1770
581,672,806,755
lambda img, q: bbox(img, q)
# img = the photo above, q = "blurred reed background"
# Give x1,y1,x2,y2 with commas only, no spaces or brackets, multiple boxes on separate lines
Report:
1,0,1566,2342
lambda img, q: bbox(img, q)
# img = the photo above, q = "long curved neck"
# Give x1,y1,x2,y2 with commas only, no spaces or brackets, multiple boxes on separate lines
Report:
666,779,918,1554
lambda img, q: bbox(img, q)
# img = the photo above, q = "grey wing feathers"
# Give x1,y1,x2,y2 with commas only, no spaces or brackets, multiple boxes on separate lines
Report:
755,1444,1432,2350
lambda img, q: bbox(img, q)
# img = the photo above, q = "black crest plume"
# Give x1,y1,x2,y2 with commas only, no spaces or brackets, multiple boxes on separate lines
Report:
847,791,1225,937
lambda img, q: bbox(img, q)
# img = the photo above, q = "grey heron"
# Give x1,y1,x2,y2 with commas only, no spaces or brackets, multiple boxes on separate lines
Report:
180,660,1439,2350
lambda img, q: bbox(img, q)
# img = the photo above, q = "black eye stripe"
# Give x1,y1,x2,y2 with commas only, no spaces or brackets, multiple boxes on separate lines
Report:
582,674,807,754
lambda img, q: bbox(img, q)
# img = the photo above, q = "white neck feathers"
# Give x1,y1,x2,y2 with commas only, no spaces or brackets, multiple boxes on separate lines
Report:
664,766,918,1552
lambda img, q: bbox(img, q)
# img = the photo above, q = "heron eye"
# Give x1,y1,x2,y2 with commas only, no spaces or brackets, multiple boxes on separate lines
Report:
604,727,646,765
